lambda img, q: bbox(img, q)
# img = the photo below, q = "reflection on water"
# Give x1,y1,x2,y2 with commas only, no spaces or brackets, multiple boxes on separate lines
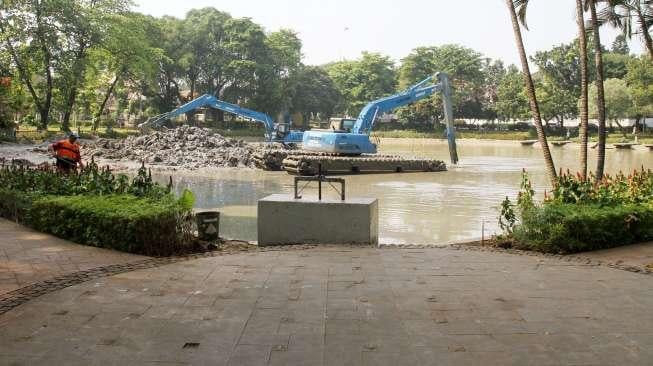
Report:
155,140,653,245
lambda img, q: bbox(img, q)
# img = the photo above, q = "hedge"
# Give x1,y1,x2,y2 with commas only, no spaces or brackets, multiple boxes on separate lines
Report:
512,201,653,253
0,189,194,256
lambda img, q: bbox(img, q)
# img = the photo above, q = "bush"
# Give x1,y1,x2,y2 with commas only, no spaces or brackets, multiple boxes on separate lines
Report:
0,162,196,256
27,194,193,256
499,169,653,253
513,202,653,253
0,189,37,222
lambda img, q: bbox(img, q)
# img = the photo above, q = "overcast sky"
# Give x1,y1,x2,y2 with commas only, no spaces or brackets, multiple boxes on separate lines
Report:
135,0,645,67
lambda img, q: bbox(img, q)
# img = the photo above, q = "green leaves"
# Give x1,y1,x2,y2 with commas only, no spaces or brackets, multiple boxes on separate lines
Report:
0,162,196,255
326,52,396,116
501,168,653,253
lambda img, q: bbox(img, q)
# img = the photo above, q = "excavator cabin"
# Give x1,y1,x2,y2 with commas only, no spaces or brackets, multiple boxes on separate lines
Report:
328,118,356,132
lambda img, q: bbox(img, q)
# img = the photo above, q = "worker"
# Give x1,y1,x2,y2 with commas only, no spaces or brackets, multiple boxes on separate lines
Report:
49,132,84,172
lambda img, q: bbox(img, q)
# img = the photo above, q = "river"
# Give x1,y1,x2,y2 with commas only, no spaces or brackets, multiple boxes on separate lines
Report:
153,139,653,245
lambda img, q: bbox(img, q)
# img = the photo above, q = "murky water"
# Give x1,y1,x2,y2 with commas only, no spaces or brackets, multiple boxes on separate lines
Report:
154,139,652,245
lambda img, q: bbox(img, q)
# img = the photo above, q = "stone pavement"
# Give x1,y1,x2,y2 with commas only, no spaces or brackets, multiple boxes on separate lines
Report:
0,218,146,295
1,246,652,365
580,242,653,270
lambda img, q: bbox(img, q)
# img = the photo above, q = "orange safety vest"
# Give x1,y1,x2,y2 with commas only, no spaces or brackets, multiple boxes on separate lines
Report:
52,139,81,163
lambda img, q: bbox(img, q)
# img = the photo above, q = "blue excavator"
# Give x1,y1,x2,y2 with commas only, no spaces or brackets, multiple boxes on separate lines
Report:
301,72,458,162
137,94,304,144
281,72,458,175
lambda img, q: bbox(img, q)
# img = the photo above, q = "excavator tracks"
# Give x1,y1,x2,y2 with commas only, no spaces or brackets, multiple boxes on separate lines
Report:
251,148,446,175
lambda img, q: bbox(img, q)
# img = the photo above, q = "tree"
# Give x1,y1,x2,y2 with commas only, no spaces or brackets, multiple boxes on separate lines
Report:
601,0,653,60
289,66,341,127
496,66,530,121
263,29,303,119
577,0,590,179
588,78,634,127
0,0,59,129
535,77,578,126
481,58,507,121
625,56,653,125
397,45,486,123
611,34,630,54
507,0,557,186
87,12,163,130
603,52,633,78
588,0,608,179
326,52,396,116
57,0,131,131
531,42,584,97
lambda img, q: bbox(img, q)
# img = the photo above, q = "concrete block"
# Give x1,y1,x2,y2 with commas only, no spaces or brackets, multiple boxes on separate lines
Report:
257,194,378,246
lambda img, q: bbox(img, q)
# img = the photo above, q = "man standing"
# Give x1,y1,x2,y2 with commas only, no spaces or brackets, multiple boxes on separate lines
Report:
49,132,84,172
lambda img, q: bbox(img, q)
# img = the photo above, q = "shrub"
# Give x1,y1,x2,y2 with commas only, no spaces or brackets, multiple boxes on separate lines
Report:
513,201,653,253
499,169,653,253
27,194,193,256
0,161,196,256
0,189,37,222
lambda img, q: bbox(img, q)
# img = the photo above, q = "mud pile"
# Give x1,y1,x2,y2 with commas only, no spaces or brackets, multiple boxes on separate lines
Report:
84,126,257,169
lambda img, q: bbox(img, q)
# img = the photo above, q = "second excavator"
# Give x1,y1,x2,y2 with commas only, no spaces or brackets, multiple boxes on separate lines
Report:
277,72,458,175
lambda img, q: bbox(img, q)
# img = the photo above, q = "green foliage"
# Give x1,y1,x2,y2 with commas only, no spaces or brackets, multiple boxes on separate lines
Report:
289,65,341,125
326,52,396,115
513,201,653,253
625,56,653,118
496,66,530,121
397,45,487,122
0,162,194,255
611,34,630,55
549,168,653,205
28,194,191,256
499,169,653,253
588,78,634,121
0,159,169,198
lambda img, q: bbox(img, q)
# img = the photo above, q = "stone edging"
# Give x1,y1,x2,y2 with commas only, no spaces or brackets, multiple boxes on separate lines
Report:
379,243,653,276
0,244,318,316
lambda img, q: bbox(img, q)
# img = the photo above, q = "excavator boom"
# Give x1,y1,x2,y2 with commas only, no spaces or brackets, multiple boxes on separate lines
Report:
138,94,303,144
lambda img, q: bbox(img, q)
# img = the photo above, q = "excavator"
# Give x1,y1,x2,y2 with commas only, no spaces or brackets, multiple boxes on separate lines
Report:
280,72,458,175
137,94,304,144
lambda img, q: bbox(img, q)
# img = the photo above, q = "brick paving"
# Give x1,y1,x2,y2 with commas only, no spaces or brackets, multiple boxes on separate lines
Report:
1,246,652,365
0,218,146,295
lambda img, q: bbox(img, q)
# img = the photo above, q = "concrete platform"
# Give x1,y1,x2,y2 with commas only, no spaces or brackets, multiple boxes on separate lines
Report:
258,194,378,246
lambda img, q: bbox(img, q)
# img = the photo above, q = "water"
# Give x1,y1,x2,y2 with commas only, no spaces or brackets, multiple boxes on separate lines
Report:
156,139,653,245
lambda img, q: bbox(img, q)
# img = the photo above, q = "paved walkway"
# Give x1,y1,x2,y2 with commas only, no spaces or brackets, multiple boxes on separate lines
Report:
1,246,652,365
0,219,146,295
580,242,653,269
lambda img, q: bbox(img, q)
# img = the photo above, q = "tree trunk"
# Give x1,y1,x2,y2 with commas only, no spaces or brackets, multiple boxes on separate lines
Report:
505,0,557,186
635,5,653,60
576,0,589,179
613,119,628,138
93,73,121,131
35,2,53,131
589,1,607,179
62,45,87,132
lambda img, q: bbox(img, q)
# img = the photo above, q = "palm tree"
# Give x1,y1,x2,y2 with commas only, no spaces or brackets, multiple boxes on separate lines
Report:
577,0,590,180
601,0,653,60
587,0,608,179
506,0,557,186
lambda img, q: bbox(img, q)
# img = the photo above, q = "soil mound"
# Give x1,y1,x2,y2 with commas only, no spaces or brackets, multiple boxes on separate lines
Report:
84,126,257,169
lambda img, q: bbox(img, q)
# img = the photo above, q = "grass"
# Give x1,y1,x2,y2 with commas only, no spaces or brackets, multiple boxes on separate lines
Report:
16,124,139,141
371,129,531,140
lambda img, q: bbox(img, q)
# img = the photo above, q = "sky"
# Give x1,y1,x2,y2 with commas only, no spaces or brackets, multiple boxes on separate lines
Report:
134,0,645,67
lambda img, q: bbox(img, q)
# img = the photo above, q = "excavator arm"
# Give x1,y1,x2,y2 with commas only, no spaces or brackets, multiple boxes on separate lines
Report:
351,73,451,135
138,94,275,136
